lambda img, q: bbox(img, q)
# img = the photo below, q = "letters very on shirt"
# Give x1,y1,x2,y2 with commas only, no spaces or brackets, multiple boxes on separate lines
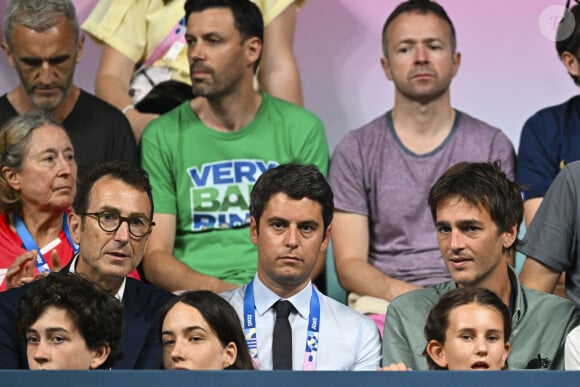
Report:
187,160,278,232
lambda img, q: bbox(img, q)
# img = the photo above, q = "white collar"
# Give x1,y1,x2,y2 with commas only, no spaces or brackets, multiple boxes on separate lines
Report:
68,255,127,301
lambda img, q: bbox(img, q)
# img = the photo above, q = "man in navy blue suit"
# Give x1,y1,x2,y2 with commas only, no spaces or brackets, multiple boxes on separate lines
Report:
0,161,174,369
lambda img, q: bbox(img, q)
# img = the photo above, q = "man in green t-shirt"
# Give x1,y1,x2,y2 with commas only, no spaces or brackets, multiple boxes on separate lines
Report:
140,0,328,293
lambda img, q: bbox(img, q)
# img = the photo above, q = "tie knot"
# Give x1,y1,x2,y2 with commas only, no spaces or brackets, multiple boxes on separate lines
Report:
275,300,293,318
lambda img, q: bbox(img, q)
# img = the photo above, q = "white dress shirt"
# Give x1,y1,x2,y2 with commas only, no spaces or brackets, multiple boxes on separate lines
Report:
68,254,127,301
221,275,381,370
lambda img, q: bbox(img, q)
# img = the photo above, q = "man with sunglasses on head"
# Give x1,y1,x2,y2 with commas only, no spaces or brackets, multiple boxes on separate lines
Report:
0,161,174,369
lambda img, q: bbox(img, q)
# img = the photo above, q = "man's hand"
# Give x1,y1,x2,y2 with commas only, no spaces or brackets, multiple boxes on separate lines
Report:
380,362,412,371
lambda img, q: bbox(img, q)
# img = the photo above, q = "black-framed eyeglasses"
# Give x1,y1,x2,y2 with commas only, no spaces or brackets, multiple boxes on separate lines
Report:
82,210,155,238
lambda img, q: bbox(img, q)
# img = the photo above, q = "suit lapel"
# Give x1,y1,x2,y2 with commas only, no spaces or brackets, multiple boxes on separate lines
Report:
117,279,153,369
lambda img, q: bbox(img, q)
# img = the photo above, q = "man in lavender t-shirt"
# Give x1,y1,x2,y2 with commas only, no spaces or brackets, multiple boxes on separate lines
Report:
328,0,515,317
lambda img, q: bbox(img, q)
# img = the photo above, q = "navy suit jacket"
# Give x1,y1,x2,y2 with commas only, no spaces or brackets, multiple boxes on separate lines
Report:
0,263,174,369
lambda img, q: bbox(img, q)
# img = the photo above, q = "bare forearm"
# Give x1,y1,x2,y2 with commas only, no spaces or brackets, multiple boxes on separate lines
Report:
259,3,303,105
259,64,303,106
142,250,237,293
520,260,559,293
337,259,420,301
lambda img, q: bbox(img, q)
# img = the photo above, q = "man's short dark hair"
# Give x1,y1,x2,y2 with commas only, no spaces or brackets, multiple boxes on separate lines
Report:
382,0,456,57
427,161,523,254
16,272,124,369
184,0,264,71
556,4,580,86
250,163,333,231
73,161,153,218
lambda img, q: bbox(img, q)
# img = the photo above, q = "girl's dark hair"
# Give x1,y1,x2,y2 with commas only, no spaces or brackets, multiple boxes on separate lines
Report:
158,290,254,370
423,287,511,370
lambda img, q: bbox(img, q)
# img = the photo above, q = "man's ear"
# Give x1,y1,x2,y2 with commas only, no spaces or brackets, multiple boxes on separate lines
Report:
89,343,111,369
320,224,331,253
561,51,580,77
1,41,15,68
75,33,85,63
451,51,461,78
245,36,262,70
250,216,258,246
426,340,448,369
380,56,393,81
503,223,518,249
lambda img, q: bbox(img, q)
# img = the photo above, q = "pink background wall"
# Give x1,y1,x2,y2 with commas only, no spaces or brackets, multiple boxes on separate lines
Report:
0,0,577,152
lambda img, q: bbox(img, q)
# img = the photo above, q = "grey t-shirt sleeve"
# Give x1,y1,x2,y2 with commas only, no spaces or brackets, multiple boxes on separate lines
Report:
519,164,579,272
382,300,422,370
328,132,369,216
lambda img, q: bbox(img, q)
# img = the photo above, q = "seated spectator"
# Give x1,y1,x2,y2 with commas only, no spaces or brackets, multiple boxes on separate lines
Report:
328,0,515,327
519,161,580,307
0,0,137,177
517,3,580,299
0,161,174,369
139,0,328,294
382,287,511,371
423,288,510,371
82,0,305,139
518,4,580,302
16,271,123,370
382,162,579,370
0,111,77,291
517,4,580,227
222,163,381,370
159,290,253,370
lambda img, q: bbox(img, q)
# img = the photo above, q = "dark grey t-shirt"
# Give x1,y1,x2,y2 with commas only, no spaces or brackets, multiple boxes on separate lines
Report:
519,161,580,307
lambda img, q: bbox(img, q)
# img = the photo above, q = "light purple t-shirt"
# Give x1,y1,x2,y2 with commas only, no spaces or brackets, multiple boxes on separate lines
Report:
328,110,515,286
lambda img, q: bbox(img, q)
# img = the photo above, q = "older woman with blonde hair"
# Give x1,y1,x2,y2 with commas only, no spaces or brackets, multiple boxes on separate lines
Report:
0,110,77,291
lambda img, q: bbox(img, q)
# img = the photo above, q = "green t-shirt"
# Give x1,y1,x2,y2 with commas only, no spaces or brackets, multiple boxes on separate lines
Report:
141,93,329,284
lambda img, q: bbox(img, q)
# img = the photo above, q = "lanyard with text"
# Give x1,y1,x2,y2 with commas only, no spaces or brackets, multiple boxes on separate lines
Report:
243,279,321,370
14,213,79,273
140,17,186,69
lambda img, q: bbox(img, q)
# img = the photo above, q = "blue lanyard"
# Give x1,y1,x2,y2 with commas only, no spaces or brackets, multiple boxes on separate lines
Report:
243,279,321,370
13,213,79,273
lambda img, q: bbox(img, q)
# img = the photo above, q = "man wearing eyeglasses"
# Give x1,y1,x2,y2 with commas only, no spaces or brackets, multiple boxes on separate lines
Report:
0,161,174,369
